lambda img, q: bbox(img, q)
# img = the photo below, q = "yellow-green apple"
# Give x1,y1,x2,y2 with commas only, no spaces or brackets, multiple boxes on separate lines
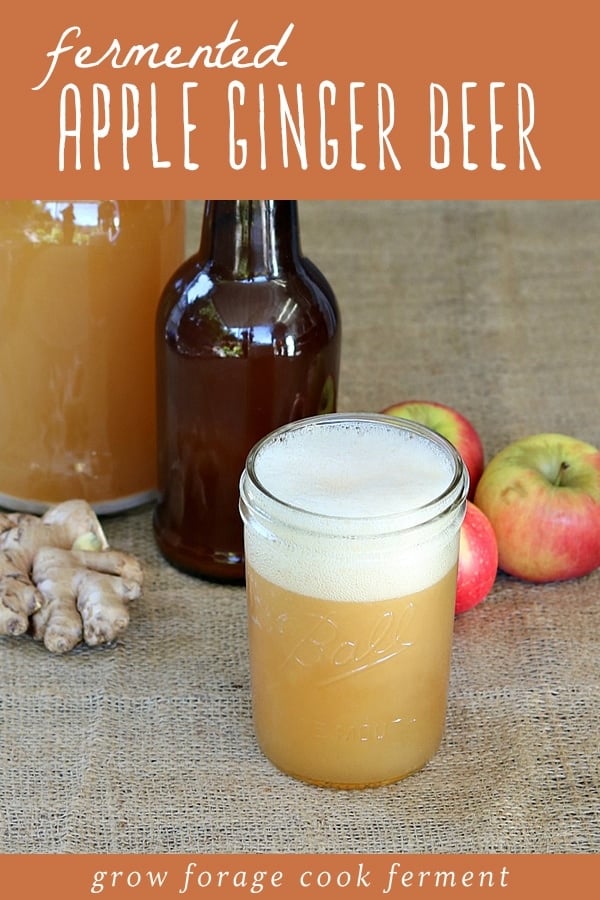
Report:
381,400,484,499
474,433,600,582
456,501,498,614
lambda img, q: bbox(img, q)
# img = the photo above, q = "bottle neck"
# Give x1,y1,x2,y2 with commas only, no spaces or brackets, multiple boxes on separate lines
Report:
198,200,301,278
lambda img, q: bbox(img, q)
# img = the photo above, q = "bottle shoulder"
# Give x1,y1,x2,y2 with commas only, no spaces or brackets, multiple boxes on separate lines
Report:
159,256,339,325
157,256,340,357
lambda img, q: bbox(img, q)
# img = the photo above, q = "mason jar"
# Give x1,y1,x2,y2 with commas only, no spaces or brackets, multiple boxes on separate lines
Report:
240,412,468,789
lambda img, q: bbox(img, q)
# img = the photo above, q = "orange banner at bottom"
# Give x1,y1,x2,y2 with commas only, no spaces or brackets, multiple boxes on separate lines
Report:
0,853,596,899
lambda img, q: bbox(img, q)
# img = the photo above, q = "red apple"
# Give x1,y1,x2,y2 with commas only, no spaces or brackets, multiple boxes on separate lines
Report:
381,400,484,499
474,433,600,582
456,500,499,614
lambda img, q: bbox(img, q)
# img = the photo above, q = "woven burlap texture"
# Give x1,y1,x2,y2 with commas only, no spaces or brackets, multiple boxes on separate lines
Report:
1,201,598,854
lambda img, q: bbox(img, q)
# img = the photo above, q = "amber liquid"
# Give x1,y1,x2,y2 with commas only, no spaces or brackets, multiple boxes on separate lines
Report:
0,200,185,512
153,202,341,581
247,565,457,789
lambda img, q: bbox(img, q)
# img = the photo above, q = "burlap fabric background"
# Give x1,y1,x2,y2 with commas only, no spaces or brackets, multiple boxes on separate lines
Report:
0,201,598,854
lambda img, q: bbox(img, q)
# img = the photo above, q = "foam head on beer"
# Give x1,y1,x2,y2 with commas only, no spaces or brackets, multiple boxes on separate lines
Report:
240,413,468,602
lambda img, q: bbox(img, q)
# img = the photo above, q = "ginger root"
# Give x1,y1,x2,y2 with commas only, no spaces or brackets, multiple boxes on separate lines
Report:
0,500,143,653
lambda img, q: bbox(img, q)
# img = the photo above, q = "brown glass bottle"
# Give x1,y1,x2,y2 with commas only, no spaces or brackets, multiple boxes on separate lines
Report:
153,200,341,582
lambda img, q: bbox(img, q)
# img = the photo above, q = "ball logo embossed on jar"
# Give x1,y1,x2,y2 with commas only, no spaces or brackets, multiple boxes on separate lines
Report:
251,588,415,682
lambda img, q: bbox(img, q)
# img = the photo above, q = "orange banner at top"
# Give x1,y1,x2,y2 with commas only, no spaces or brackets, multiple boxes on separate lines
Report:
1,0,597,198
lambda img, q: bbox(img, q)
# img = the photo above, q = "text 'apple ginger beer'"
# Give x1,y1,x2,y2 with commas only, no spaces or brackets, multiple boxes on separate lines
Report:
0,200,186,513
154,201,341,582
240,413,469,789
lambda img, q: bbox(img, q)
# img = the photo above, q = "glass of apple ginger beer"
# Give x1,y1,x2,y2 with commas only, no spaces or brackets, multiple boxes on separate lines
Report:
239,412,469,789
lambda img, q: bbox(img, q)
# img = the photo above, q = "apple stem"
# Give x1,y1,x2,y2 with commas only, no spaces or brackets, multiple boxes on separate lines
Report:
554,461,570,486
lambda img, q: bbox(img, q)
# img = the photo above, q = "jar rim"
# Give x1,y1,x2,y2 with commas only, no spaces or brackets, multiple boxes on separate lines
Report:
240,412,469,539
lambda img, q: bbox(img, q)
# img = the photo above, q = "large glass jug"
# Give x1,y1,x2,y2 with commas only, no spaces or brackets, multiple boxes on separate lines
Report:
0,200,186,512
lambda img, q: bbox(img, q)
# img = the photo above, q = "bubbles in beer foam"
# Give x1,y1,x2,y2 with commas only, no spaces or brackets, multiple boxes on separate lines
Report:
245,520,460,602
243,416,465,600
254,419,454,520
